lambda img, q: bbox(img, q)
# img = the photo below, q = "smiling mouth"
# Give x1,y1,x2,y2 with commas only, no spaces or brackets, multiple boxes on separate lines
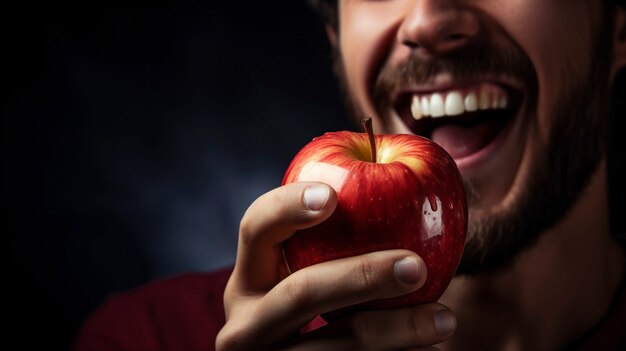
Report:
395,83,522,161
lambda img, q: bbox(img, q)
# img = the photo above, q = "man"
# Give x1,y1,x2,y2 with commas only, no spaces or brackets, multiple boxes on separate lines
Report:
75,0,626,350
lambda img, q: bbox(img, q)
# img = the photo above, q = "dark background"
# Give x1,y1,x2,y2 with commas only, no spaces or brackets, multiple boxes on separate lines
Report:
5,2,626,350
5,1,352,348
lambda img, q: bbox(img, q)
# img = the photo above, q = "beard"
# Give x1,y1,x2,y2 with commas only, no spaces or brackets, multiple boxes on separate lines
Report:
333,22,613,275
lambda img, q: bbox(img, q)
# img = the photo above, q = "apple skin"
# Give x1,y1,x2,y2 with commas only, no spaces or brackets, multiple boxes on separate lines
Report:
282,131,467,317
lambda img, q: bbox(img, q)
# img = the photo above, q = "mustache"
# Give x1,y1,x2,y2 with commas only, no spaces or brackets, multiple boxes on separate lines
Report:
372,44,537,111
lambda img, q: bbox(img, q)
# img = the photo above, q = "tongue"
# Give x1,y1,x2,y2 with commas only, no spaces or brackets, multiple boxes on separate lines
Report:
431,119,504,159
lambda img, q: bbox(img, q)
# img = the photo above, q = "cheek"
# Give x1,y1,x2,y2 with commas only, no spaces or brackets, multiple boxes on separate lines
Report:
498,1,599,140
339,3,406,121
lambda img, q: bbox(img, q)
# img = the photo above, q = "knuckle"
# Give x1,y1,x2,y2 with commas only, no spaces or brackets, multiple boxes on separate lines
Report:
406,309,428,342
237,190,275,244
280,274,313,309
238,212,255,244
216,318,259,351
355,257,379,291
215,325,241,351
221,281,239,315
222,287,234,306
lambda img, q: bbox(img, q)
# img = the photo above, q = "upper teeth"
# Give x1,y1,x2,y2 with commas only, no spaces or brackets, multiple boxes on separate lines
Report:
410,89,509,120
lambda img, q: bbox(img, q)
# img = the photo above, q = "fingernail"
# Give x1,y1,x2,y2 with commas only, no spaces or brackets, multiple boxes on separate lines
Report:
394,257,420,284
434,310,456,336
304,186,329,211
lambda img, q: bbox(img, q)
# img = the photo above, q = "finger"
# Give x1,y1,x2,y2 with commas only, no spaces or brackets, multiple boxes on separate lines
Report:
252,250,427,340
234,182,337,292
310,303,455,350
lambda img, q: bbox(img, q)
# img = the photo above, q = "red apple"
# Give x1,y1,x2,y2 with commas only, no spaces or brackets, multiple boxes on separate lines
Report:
282,118,467,318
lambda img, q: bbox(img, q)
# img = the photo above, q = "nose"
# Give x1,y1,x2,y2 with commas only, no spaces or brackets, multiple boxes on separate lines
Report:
398,0,480,55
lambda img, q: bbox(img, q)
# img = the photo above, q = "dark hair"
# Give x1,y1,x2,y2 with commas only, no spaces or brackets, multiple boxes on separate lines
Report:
308,0,337,29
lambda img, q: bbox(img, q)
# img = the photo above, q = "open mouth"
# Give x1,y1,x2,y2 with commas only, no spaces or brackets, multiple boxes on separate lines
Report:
395,83,522,163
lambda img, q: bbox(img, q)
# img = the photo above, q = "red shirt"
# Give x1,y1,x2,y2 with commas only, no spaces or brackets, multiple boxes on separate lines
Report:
74,267,625,351
74,269,232,351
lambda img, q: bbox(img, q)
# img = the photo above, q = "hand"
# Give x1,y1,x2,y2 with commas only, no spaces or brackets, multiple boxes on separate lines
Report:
215,182,456,350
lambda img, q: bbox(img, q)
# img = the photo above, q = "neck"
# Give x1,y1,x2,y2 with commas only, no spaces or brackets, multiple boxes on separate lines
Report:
440,161,625,351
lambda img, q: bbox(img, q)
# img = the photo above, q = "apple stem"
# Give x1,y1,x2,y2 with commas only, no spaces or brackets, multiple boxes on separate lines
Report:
362,117,377,163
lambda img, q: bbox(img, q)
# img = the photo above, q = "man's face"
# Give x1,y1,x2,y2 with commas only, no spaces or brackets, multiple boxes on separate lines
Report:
336,0,616,273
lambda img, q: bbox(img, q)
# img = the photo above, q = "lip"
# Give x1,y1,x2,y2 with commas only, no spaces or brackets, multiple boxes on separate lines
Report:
390,74,526,99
